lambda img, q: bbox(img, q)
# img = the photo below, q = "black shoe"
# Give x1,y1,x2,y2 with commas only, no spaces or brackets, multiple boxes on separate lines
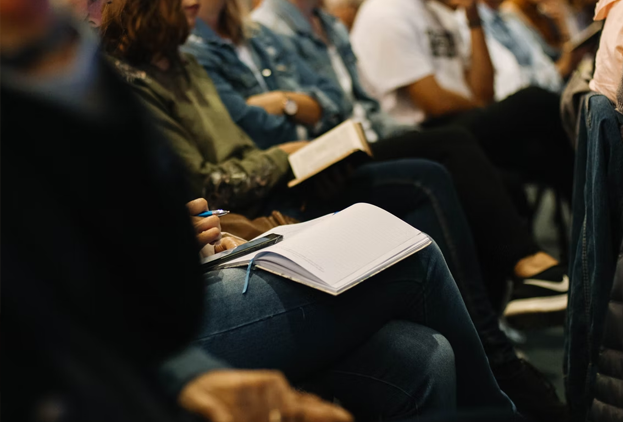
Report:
505,265,568,318
493,358,569,422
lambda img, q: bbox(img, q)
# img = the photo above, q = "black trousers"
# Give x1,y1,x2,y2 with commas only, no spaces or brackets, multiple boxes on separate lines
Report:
422,86,575,201
371,127,540,303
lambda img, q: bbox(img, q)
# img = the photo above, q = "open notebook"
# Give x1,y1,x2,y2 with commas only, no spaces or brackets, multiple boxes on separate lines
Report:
288,119,372,188
214,203,431,295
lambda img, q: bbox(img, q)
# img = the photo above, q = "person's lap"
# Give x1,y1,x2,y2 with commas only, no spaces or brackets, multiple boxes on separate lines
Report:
421,86,574,198
260,158,518,369
194,242,515,416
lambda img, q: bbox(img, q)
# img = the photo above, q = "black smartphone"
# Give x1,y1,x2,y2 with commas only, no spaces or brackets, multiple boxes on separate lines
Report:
201,233,283,271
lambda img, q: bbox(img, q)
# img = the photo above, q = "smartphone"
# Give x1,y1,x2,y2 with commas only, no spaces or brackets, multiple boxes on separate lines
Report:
201,233,283,271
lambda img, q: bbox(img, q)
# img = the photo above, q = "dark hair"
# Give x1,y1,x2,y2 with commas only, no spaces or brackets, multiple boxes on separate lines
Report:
100,0,189,66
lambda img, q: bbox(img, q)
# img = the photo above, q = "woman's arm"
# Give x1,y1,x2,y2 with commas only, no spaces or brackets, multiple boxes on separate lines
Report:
245,90,322,126
133,85,291,209
185,43,301,149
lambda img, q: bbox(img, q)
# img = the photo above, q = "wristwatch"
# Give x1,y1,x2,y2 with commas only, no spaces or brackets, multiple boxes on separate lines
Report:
283,96,299,117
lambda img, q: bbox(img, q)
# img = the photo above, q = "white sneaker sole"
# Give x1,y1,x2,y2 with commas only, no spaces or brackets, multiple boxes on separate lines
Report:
504,294,568,317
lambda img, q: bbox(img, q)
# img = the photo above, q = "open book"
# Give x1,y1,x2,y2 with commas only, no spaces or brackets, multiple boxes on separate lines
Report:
215,203,431,295
288,119,373,188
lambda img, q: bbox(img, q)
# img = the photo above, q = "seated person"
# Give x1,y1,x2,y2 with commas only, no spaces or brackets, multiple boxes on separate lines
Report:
1,3,350,421
501,0,576,59
183,197,516,420
186,0,567,316
456,0,581,99
96,0,564,419
588,0,623,105
347,0,574,201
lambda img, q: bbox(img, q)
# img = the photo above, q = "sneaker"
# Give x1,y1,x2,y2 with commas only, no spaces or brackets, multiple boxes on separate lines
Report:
493,358,569,422
505,265,568,318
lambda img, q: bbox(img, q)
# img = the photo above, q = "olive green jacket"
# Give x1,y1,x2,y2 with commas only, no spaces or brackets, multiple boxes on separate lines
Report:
112,55,291,210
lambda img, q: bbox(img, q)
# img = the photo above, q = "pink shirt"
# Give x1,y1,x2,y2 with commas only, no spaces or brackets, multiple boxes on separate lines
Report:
589,0,623,103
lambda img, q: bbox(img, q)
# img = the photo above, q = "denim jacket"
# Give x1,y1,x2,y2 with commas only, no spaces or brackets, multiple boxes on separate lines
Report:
182,20,344,149
566,93,623,421
253,0,410,138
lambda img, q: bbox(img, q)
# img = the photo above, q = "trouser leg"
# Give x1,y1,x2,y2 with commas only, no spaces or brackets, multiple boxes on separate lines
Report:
370,128,540,281
321,321,457,420
423,87,575,201
260,159,518,368
197,242,514,416
340,159,519,368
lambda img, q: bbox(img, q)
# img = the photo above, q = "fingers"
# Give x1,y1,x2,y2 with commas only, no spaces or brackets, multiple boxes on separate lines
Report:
184,392,234,422
214,237,246,253
186,198,209,215
178,370,352,422
294,392,353,422
194,215,221,246
194,215,221,233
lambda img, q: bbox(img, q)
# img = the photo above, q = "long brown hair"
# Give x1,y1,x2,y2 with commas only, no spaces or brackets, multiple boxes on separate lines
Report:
100,0,189,66
219,0,252,45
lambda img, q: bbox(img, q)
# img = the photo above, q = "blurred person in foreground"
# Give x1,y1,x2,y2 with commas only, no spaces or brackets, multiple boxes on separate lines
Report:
1,1,351,421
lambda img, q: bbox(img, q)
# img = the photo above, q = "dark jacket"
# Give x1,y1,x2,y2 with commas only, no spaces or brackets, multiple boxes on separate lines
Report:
567,93,623,420
589,241,623,422
3,55,225,421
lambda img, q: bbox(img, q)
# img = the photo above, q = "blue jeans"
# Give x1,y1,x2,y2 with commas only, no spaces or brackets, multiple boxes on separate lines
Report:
195,242,515,420
566,94,623,420
264,159,517,369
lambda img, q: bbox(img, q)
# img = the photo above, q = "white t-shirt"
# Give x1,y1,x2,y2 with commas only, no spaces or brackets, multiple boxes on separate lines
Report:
326,44,379,142
351,0,473,125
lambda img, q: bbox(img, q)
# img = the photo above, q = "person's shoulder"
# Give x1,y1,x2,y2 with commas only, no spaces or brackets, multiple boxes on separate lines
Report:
108,57,172,103
181,53,209,76
252,6,295,36
356,0,422,27
182,33,222,69
251,22,282,44
108,57,148,85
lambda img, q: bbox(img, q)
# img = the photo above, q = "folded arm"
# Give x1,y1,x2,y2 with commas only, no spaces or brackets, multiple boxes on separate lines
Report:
134,86,291,209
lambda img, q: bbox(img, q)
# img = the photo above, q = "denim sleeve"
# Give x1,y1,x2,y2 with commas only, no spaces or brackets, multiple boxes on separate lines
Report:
159,346,230,397
184,43,300,149
279,39,345,136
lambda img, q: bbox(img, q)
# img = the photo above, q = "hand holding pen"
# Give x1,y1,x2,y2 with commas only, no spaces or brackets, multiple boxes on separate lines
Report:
186,199,225,248
195,209,230,218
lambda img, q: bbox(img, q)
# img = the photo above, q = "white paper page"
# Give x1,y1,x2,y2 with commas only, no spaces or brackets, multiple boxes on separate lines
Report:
259,203,423,286
288,120,363,179
333,237,431,292
248,214,334,241
222,213,335,267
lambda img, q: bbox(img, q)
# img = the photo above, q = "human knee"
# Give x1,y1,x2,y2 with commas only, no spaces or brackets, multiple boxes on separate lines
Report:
399,159,454,191
382,321,456,414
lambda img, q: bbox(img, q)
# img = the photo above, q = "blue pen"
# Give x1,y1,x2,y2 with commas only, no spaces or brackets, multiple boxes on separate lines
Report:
196,209,230,218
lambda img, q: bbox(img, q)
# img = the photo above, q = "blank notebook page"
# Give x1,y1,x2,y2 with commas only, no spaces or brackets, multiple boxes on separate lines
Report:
267,203,422,286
